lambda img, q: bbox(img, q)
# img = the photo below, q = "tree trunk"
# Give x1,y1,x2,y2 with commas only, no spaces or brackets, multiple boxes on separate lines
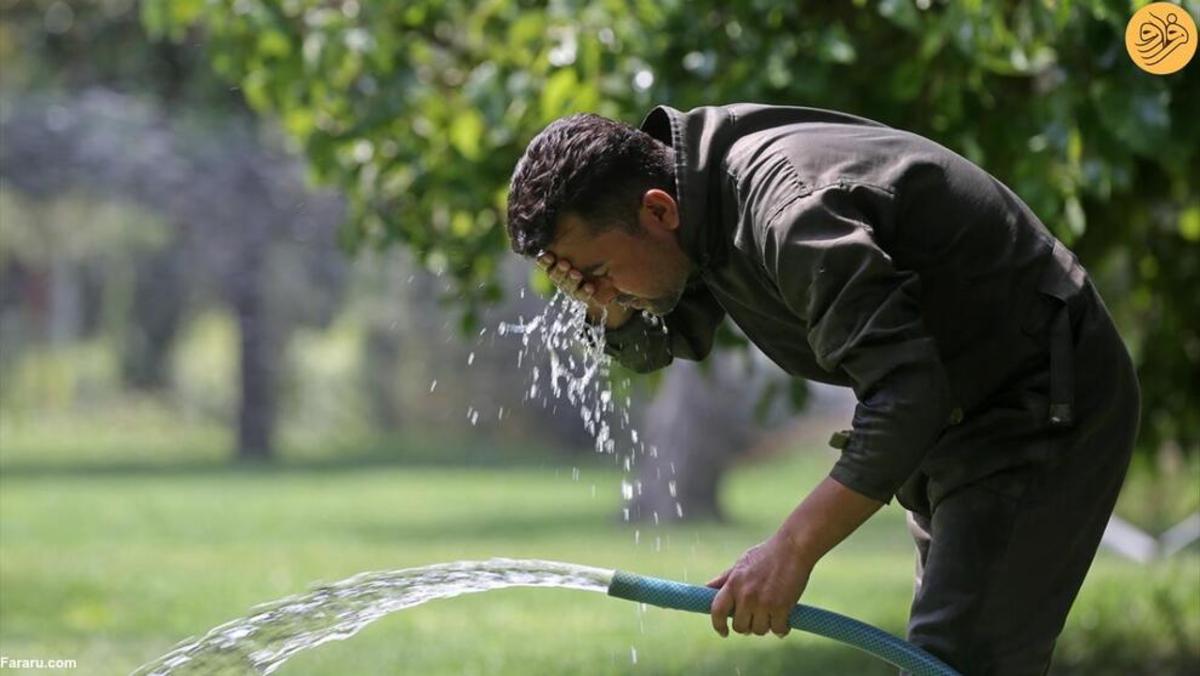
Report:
363,322,402,431
630,355,766,523
122,241,186,390
233,242,276,461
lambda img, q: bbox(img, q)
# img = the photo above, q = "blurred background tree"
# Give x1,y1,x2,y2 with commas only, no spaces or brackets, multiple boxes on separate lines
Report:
0,0,586,463
0,0,350,459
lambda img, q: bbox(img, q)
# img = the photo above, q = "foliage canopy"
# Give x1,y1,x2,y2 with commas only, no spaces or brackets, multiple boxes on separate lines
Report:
147,0,1200,455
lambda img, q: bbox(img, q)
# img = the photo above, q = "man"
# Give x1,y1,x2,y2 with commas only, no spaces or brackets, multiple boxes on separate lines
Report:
505,104,1140,675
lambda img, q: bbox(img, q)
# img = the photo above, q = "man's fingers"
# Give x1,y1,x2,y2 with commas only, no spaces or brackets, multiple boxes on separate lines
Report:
540,257,603,306
750,612,771,636
543,259,592,298
706,569,731,589
710,587,733,638
566,269,586,297
770,611,791,638
546,262,567,282
731,603,752,635
545,263,579,293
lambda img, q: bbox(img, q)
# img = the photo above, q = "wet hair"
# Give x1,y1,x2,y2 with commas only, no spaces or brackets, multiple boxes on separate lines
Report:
506,112,675,256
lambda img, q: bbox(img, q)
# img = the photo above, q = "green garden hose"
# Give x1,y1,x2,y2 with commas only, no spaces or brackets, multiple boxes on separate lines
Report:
607,570,959,676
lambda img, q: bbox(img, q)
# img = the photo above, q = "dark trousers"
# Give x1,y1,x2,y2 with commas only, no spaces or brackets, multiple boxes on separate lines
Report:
899,282,1140,675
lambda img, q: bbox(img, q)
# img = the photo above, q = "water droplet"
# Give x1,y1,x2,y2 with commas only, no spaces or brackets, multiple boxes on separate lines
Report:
429,380,438,393
467,352,475,365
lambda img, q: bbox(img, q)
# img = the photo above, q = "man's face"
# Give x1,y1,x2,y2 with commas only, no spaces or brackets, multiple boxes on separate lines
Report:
546,190,693,316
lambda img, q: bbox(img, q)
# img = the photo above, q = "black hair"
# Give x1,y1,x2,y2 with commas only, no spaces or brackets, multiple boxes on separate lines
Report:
506,112,675,256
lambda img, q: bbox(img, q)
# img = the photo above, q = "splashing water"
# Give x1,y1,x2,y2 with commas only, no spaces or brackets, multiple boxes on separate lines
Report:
134,559,613,675
498,291,681,522
499,292,621,453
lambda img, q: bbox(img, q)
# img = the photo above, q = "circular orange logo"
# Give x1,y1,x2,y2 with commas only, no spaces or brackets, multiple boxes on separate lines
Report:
1126,2,1197,74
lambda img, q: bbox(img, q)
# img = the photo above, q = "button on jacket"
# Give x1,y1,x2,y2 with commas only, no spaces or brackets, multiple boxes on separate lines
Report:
602,103,1089,504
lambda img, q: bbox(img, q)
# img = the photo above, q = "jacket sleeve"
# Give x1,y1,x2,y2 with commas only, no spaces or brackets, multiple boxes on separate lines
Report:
600,282,726,373
760,183,954,502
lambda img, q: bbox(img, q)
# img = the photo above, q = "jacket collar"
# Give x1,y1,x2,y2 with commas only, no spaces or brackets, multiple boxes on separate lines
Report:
639,105,736,273
639,103,890,274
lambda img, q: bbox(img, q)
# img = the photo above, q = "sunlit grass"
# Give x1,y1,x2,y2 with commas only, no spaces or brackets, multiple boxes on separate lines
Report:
1,438,1196,675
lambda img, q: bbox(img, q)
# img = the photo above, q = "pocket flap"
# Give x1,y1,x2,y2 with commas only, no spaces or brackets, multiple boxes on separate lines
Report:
1021,239,1086,336
1037,239,1087,302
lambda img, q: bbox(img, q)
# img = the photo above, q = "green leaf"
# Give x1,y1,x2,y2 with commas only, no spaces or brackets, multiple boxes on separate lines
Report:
1065,195,1087,237
449,109,486,160
257,29,292,59
540,69,579,119
1181,205,1200,242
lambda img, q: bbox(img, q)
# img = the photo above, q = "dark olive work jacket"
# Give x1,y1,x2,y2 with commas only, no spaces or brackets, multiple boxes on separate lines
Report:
602,103,1091,505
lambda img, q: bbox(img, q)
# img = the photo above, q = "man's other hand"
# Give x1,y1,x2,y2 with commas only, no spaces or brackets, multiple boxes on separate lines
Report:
536,252,633,329
706,534,814,639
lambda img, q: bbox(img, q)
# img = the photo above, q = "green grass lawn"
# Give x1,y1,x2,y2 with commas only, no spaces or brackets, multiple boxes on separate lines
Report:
1,431,1197,675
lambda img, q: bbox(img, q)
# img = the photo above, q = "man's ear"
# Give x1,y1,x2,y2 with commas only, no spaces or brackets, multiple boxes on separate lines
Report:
642,189,679,231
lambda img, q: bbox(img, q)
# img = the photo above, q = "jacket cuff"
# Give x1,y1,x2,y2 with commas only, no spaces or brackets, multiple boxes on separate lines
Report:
829,462,895,505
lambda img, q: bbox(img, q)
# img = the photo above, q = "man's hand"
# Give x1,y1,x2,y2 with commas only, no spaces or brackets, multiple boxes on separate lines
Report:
536,252,634,329
706,533,814,639
706,476,884,640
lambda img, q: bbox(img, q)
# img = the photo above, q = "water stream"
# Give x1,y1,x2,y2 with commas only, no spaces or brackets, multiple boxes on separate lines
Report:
136,291,669,674
134,559,613,675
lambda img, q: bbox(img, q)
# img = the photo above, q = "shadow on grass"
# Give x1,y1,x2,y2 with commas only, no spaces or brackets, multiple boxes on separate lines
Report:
669,640,898,675
687,637,1200,676
345,509,637,544
678,640,1200,676
0,441,603,480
